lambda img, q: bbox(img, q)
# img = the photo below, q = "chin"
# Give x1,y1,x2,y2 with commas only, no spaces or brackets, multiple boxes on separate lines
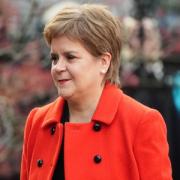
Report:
58,89,72,100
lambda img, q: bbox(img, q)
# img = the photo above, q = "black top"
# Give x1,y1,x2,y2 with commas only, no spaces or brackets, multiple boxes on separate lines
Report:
53,102,69,180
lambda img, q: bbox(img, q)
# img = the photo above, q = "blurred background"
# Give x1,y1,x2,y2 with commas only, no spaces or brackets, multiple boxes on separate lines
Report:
0,0,180,179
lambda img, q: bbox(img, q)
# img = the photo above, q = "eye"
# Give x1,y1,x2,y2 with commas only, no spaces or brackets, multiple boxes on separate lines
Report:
66,53,76,61
50,53,59,64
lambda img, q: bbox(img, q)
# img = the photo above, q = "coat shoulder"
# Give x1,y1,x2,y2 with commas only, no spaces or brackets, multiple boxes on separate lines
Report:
121,93,152,113
26,97,63,129
117,91,161,125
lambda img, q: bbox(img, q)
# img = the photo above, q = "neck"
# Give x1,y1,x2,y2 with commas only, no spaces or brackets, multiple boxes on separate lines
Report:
67,83,105,123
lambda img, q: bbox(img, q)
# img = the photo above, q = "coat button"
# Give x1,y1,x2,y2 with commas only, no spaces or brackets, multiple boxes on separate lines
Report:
50,126,56,135
93,122,101,131
94,155,102,163
37,159,43,167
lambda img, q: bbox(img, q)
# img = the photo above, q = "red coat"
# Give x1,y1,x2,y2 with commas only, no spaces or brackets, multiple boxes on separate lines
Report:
20,83,172,180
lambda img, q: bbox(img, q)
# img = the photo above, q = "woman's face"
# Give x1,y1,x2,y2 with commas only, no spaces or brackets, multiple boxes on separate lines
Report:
50,36,109,101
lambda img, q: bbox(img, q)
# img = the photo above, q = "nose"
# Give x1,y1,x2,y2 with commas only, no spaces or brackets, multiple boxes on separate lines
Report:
53,59,67,72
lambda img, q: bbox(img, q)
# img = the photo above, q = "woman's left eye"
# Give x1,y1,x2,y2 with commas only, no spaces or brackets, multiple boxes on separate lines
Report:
66,54,76,60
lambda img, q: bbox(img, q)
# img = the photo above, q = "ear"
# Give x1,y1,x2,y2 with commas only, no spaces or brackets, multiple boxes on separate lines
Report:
99,52,111,74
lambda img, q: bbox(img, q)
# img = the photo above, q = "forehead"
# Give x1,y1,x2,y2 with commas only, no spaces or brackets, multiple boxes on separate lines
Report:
50,35,93,55
51,36,82,49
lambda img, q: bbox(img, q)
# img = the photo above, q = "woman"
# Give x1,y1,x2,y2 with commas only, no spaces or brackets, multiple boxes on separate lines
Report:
20,4,172,180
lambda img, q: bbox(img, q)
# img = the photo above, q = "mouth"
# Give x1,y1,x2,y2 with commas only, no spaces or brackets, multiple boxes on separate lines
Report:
57,79,71,85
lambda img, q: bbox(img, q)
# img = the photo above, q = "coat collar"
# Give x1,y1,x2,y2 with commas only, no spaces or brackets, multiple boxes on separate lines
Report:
41,97,65,128
42,83,122,128
92,83,122,125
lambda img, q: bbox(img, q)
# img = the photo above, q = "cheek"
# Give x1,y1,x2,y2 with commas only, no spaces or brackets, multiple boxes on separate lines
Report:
67,66,80,77
51,67,55,79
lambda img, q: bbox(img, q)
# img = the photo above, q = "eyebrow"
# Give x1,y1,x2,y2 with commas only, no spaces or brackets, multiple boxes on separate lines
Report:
50,52,58,56
50,51,78,56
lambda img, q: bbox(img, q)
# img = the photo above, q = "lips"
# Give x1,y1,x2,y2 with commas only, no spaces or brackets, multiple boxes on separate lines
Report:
58,79,70,85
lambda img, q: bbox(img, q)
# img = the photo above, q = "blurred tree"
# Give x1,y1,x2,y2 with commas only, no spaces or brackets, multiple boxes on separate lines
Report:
0,0,45,64
0,0,55,178
134,0,161,19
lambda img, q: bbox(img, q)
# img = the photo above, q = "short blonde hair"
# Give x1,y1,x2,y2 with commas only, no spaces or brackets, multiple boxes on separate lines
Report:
43,4,122,85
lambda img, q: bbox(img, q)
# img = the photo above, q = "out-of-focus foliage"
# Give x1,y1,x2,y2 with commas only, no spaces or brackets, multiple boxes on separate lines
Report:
0,0,56,178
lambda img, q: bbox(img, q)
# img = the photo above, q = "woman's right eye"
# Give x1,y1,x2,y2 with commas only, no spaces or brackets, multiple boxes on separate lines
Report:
50,54,59,63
